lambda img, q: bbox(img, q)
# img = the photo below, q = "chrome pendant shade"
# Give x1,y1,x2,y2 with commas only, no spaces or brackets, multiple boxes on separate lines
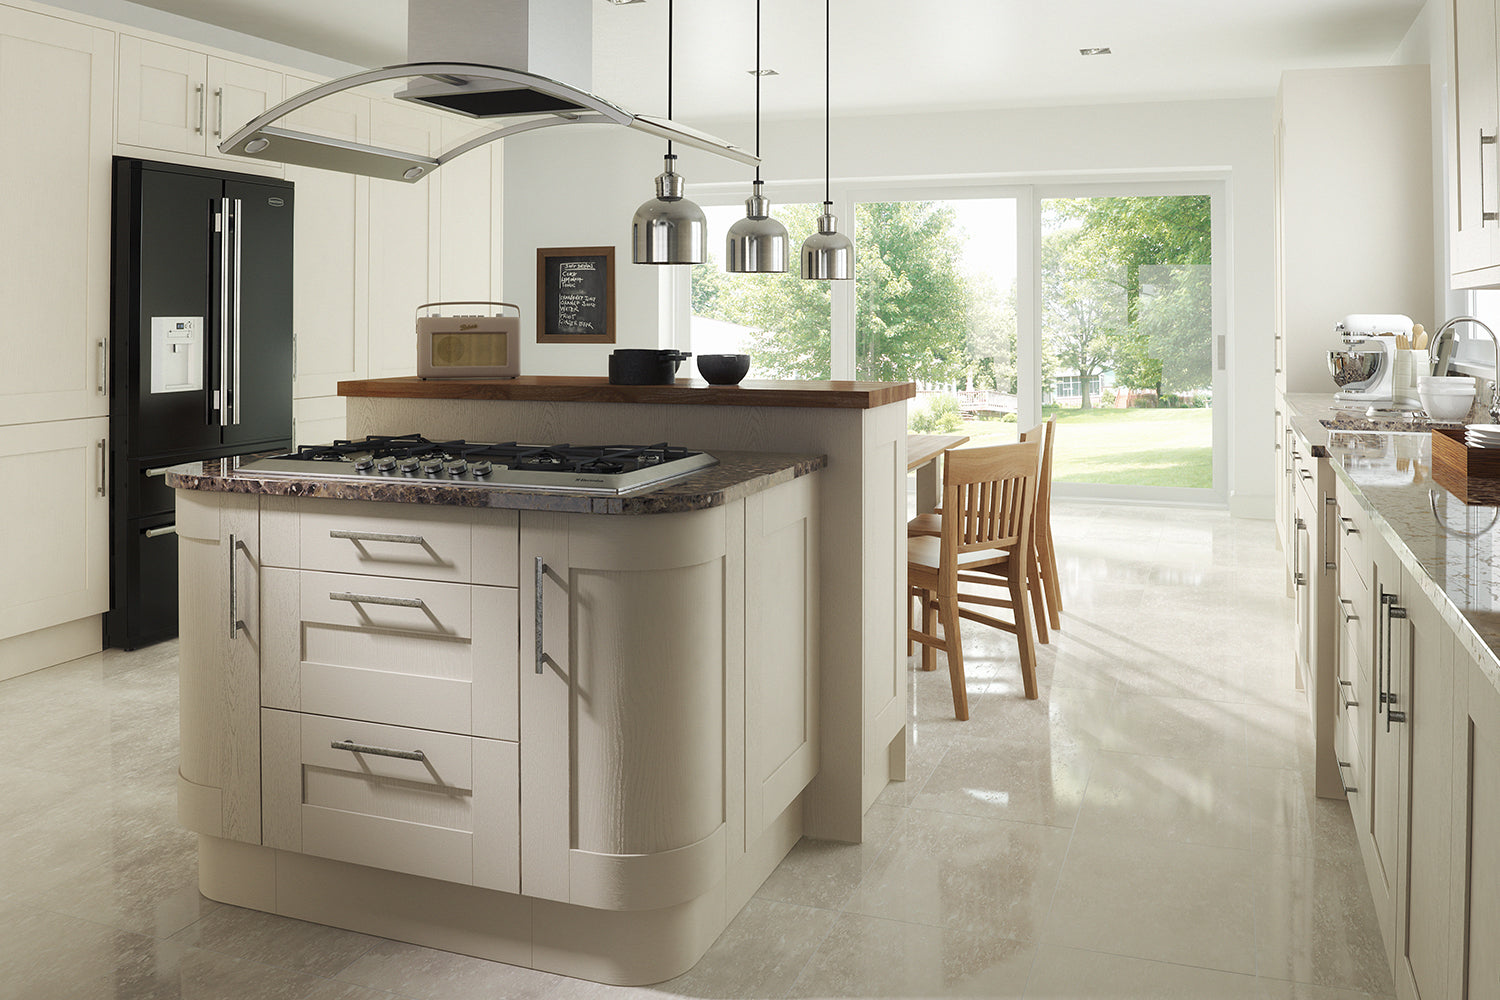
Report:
726,182,789,273
801,0,853,280
801,202,853,280
632,154,707,265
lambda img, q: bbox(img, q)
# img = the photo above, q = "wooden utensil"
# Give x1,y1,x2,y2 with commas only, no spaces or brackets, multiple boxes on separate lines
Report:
1413,324,1429,350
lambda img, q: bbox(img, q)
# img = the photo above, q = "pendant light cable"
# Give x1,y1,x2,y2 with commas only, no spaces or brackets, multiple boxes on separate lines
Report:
824,0,830,206
754,0,761,183
667,0,674,158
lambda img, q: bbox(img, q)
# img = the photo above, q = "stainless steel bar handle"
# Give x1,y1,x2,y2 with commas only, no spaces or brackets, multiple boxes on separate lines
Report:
96,339,107,395
1300,469,1314,481
214,87,224,138
1339,678,1358,708
1338,598,1358,624
329,529,426,545
1323,494,1336,572
330,739,426,762
144,524,176,538
1483,131,1498,223
1293,517,1306,587
231,198,242,426
217,199,230,421
535,556,545,674
95,439,107,497
1378,591,1393,714
328,592,425,609
228,533,244,638
1336,759,1358,795
145,466,173,478
195,83,205,135
1386,602,1407,731
1339,516,1358,536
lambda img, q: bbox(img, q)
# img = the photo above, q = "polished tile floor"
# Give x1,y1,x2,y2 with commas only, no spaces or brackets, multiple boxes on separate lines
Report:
0,503,1393,999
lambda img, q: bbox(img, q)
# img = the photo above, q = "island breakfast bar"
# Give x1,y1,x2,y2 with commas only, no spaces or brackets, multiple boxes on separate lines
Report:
338,376,916,842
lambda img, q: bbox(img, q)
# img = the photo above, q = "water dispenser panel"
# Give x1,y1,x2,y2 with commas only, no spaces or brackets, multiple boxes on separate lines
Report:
150,316,203,394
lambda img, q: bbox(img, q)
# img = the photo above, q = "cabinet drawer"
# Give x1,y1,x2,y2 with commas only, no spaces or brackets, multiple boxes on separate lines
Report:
261,709,518,892
261,568,518,739
1338,565,1371,674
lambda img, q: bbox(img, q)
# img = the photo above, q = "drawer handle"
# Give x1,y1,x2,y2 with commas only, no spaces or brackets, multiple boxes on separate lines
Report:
330,739,426,762
144,524,177,538
1336,759,1358,795
1339,598,1359,623
330,529,427,545
329,591,425,609
535,556,545,674
1300,469,1314,481
1339,516,1358,536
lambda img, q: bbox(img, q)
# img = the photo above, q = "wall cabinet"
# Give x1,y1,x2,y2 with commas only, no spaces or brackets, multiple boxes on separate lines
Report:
1449,0,1500,285
117,35,282,162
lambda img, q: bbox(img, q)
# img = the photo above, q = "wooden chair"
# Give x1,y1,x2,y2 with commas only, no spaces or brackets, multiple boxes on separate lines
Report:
907,439,1042,719
909,417,1060,641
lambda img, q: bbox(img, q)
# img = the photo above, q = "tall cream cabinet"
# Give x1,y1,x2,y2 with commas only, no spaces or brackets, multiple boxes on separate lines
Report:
1274,67,1435,394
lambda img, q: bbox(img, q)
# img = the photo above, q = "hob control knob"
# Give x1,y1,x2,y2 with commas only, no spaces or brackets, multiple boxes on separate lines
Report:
375,457,397,472
422,459,443,475
445,460,468,476
398,459,420,474
471,461,493,477
352,456,374,471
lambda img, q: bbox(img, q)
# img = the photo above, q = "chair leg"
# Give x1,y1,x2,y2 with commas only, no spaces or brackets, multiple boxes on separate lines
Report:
1040,523,1062,626
921,589,938,672
1009,567,1039,700
906,589,914,656
1029,543,1050,646
938,592,969,720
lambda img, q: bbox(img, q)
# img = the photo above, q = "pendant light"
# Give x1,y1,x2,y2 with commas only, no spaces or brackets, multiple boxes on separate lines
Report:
632,0,707,265
801,0,853,280
725,0,789,273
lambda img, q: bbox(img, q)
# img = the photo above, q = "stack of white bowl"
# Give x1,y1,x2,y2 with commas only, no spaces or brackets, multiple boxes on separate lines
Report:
1418,375,1477,422
1466,423,1500,449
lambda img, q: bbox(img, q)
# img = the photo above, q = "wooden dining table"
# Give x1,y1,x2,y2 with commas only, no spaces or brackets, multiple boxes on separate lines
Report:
907,433,971,513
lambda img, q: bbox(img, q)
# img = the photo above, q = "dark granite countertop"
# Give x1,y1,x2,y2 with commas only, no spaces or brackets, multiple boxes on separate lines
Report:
165,449,826,515
1284,392,1500,693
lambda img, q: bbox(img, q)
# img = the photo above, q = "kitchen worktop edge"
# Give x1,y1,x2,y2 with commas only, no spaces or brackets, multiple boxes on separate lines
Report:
336,376,916,409
1283,392,1500,695
165,450,827,515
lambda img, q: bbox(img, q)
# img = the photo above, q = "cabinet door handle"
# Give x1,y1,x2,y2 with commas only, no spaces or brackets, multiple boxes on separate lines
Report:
96,339,107,395
1300,469,1314,481
1339,598,1358,623
214,87,224,138
144,524,176,539
329,529,426,545
1339,516,1358,536
330,739,426,762
1483,130,1498,223
1293,517,1306,587
145,465,173,478
534,556,546,674
195,83,205,135
328,592,425,609
1336,759,1358,795
231,198,242,426
228,533,245,638
95,439,107,498
216,198,229,422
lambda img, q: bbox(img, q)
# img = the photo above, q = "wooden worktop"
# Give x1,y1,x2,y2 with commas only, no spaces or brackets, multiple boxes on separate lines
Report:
337,376,916,410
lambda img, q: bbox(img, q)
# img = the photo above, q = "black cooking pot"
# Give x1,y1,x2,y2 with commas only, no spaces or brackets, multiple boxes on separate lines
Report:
608,349,692,385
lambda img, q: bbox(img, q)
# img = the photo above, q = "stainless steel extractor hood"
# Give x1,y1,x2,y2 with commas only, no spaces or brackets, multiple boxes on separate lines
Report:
218,0,756,182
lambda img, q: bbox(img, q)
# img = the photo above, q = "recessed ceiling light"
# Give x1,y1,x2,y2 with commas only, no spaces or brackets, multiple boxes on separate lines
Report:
1079,46,1112,56
747,68,779,77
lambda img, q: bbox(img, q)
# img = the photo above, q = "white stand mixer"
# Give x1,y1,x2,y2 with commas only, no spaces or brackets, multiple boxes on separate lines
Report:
1328,314,1411,405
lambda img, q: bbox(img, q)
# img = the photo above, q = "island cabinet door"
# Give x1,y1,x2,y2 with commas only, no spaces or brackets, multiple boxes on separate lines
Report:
175,490,261,845
1361,535,1405,954
519,508,731,911
744,474,820,844
1450,651,1500,1000
1391,572,1453,1000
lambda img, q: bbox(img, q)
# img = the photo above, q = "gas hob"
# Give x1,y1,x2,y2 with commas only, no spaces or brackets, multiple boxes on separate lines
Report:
237,435,718,495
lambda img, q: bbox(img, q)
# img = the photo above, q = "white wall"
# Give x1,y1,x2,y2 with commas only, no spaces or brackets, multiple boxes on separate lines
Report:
503,99,1275,517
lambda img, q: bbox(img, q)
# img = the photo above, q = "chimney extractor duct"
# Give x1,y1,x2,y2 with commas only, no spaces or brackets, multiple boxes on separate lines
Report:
217,0,757,183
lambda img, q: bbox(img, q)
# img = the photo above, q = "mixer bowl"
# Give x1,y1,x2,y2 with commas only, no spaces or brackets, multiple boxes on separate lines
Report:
1327,349,1386,390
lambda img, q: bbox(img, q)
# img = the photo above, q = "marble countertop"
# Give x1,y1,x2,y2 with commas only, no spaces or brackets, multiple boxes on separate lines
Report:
1285,392,1500,693
164,449,826,515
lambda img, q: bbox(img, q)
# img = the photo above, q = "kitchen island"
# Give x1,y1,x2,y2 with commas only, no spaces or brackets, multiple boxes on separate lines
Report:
169,449,826,985
338,376,916,842
1280,393,1500,999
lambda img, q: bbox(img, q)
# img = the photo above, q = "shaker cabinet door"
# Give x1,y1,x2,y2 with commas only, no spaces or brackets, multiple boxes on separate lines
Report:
1451,0,1500,277
206,57,282,158
0,8,113,426
117,35,208,155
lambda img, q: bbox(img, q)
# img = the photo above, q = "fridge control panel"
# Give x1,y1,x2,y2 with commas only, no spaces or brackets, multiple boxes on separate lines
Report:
150,316,203,394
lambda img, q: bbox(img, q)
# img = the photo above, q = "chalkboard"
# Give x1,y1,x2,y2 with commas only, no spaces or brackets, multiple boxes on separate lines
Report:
536,246,615,344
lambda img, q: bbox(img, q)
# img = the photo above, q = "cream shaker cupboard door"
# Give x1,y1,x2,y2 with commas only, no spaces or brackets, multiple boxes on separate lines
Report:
1451,0,1500,276
286,75,370,399
1453,656,1500,1000
206,59,281,157
0,9,112,426
367,103,440,379
1391,573,1453,1000
1362,536,1403,954
117,35,208,155
0,418,108,640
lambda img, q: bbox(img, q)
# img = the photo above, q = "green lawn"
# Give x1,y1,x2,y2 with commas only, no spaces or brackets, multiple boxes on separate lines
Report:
951,406,1213,488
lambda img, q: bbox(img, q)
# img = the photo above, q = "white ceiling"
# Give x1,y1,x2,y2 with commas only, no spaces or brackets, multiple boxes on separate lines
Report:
120,0,1427,120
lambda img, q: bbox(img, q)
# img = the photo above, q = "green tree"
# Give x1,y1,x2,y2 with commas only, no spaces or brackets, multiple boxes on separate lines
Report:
1040,225,1125,409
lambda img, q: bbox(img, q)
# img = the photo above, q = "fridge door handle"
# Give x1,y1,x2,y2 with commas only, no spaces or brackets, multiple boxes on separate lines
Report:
218,197,230,425
232,197,242,426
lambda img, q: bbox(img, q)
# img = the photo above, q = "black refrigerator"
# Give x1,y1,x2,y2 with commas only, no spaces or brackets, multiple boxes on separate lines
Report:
106,158,294,649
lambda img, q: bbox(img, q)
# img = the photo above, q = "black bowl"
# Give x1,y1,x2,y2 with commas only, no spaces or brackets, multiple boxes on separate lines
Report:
697,354,750,385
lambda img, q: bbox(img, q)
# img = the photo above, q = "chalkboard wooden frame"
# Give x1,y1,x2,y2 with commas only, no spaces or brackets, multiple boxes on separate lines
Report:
536,246,616,344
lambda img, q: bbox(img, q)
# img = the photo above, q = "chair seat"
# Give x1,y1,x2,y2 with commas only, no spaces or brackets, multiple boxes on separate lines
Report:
907,534,1013,574
907,513,941,537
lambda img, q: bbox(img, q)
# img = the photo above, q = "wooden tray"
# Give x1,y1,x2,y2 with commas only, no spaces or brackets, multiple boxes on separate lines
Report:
1430,427,1500,502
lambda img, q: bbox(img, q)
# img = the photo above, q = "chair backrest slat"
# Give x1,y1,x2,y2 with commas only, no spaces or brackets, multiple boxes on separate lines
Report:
938,440,1042,567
